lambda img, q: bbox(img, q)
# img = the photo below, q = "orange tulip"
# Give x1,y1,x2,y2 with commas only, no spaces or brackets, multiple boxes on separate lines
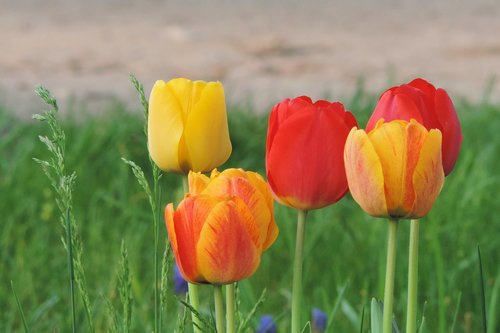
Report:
165,168,279,284
344,119,444,219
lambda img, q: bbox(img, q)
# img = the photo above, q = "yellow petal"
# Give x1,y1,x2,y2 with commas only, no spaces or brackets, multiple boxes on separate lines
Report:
148,80,184,172
196,199,260,284
410,128,444,217
183,81,232,172
188,171,210,195
344,128,388,217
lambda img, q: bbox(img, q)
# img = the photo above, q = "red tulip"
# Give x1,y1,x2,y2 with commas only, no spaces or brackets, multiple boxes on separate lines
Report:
266,96,358,210
366,78,462,175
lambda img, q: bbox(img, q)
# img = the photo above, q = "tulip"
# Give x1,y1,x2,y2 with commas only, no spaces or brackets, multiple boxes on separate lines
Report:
366,78,462,176
148,78,232,173
266,96,358,210
165,169,279,284
344,119,444,219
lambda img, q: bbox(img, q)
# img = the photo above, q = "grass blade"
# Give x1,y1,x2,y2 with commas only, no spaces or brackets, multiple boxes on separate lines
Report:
326,281,349,331
477,245,487,333
450,292,462,333
487,269,500,333
11,281,30,333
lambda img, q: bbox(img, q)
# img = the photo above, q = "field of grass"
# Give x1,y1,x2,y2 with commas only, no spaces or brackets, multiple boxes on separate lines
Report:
0,87,499,332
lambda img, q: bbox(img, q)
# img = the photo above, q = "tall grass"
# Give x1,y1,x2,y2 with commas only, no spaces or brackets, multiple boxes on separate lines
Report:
0,90,498,332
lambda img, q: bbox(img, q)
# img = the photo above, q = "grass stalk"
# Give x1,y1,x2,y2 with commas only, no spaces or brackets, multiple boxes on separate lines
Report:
65,208,77,333
291,209,307,333
383,219,398,333
406,219,420,333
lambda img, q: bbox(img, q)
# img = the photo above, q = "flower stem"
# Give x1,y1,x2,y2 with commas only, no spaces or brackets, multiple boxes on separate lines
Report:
383,219,399,333
406,219,420,333
226,284,236,333
182,176,202,333
188,283,202,333
214,285,225,333
292,209,308,333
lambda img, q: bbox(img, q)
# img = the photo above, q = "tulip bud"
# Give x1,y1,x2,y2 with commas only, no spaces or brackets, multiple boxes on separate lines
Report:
344,119,444,219
266,96,358,210
148,78,232,173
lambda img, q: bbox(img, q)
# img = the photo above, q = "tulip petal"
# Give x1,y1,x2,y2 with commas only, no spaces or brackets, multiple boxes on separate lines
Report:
148,80,184,171
368,120,427,217
411,129,444,217
188,171,210,195
183,81,232,172
203,172,270,250
197,199,260,284
344,128,388,217
168,196,219,283
435,88,462,175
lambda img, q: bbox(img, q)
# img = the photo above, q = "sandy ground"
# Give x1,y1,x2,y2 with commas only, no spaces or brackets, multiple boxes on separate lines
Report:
1,0,500,116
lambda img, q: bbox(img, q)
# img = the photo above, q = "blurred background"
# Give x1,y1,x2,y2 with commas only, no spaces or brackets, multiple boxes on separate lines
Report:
1,0,500,115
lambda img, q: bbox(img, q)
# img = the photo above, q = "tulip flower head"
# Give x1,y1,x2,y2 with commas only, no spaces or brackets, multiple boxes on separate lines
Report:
165,168,279,284
148,78,232,173
311,308,327,333
367,78,462,175
256,315,277,333
344,119,444,219
266,96,358,210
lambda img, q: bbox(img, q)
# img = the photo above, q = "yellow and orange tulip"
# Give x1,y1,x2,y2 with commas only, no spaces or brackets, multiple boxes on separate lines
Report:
165,168,279,284
344,119,444,219
148,78,232,173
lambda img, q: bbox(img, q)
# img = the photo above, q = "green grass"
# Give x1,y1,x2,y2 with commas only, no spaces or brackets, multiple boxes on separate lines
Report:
0,90,499,332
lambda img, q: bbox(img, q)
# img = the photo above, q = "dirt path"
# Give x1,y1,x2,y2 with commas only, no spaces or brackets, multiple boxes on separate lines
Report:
1,0,499,116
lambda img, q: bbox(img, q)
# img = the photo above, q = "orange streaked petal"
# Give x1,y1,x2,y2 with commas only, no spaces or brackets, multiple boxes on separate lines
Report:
410,128,444,217
203,173,271,250
344,128,388,217
196,199,261,284
172,195,219,283
368,120,426,217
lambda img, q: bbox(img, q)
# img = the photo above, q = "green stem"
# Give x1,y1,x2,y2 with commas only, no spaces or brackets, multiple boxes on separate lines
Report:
182,177,202,333
188,283,202,333
383,219,398,333
214,285,225,333
226,284,236,333
292,209,308,333
65,208,76,333
406,219,420,333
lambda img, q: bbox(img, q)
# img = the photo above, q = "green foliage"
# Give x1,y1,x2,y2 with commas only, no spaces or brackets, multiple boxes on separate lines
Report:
0,89,499,332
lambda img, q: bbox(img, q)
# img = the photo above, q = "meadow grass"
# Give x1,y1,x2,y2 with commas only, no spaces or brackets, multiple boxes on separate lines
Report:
0,89,499,332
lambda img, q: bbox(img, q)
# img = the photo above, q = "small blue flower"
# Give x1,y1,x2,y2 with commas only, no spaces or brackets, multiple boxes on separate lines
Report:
173,263,188,294
256,314,277,333
311,308,327,332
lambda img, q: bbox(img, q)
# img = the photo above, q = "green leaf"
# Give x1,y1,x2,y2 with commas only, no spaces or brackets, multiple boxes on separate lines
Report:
371,298,383,333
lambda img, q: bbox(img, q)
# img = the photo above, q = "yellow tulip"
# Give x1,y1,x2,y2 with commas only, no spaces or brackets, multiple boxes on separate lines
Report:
344,119,444,219
148,78,232,173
